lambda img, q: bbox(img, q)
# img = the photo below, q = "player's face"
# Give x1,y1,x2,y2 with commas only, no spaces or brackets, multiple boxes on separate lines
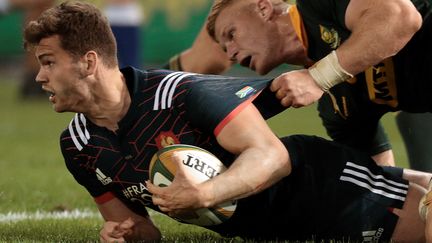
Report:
35,35,89,113
214,3,286,75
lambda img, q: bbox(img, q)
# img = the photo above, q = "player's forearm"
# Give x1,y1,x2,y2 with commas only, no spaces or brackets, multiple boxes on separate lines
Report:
199,144,291,207
338,0,422,75
180,48,232,74
180,23,232,74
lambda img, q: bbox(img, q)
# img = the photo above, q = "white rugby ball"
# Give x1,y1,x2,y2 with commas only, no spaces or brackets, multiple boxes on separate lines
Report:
149,144,237,226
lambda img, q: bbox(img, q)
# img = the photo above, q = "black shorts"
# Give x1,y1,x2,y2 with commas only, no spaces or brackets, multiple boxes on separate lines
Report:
209,135,408,241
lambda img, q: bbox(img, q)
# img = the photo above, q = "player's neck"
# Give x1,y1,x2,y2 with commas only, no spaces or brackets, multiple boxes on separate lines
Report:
279,10,313,66
86,69,131,132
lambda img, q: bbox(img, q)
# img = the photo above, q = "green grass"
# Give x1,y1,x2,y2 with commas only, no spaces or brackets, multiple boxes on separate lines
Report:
0,74,408,242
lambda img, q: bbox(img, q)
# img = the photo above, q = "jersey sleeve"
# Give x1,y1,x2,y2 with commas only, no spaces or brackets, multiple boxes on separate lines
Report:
60,130,110,200
182,75,280,136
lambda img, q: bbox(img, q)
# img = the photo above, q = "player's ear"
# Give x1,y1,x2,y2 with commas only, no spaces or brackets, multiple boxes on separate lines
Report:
256,0,274,21
80,51,98,77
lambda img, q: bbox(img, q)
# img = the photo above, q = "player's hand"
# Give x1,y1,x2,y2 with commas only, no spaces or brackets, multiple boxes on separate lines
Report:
146,152,207,217
100,218,134,243
270,69,324,108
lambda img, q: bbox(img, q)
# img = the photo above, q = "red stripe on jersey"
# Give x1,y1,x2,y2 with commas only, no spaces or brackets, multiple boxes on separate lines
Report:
214,92,261,136
94,192,115,204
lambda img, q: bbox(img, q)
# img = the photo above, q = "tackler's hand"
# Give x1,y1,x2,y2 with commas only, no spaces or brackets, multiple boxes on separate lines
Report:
270,69,324,108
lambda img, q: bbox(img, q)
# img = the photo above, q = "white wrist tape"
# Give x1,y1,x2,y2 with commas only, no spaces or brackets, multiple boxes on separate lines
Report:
308,50,353,92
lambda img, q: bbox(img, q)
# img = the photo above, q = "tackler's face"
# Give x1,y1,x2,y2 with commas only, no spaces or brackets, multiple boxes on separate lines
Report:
35,35,89,113
214,2,286,75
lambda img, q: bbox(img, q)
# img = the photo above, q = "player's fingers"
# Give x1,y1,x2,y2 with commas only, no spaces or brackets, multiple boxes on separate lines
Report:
280,95,294,108
158,205,171,213
119,217,135,230
111,225,126,238
100,224,125,243
274,88,286,100
101,235,126,243
270,77,282,92
146,180,161,195
100,229,110,242
151,193,169,208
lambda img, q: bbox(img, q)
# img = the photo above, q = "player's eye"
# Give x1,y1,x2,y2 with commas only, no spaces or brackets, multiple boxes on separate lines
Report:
42,61,54,67
228,29,235,40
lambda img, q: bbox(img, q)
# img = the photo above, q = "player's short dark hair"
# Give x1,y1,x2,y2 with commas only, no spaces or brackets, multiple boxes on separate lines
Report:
23,1,118,68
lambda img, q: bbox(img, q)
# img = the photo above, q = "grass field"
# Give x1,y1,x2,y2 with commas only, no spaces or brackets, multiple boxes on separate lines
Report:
0,72,408,242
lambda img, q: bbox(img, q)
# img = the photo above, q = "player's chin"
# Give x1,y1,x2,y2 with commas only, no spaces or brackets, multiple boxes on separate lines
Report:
53,104,67,113
254,63,273,75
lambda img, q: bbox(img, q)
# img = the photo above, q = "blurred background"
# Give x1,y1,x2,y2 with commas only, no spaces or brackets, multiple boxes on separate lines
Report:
0,0,211,68
0,0,408,241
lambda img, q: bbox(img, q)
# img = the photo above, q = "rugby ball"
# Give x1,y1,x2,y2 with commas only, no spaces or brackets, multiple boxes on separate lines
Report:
149,144,237,226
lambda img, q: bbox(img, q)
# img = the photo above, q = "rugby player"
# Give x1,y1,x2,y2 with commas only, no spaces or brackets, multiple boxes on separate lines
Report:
24,1,430,242
166,0,432,172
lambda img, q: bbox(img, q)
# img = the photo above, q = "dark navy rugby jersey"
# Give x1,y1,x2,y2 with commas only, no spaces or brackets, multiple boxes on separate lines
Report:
60,67,282,216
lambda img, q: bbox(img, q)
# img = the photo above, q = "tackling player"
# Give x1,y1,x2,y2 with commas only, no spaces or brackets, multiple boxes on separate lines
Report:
24,1,430,242
165,0,432,172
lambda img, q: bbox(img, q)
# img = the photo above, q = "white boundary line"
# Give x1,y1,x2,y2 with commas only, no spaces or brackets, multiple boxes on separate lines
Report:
0,209,101,223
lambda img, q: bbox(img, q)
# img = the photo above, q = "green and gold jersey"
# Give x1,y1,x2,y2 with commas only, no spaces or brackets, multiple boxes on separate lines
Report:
296,0,432,154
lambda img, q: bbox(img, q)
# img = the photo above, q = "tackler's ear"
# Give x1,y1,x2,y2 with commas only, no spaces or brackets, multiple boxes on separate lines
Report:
257,0,275,21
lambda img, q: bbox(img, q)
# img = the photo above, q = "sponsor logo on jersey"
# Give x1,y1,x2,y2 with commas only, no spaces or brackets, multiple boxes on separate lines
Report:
235,86,256,99
362,228,384,242
95,168,112,185
319,25,340,49
155,131,180,149
365,59,398,108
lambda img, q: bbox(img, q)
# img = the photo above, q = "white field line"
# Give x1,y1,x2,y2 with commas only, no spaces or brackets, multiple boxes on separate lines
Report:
0,209,101,223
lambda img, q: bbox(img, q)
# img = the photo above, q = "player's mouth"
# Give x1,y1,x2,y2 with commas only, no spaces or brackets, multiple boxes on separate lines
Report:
240,56,252,69
43,89,56,103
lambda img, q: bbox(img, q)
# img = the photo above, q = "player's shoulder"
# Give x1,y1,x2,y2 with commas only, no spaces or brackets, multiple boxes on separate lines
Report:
60,113,92,154
144,69,201,83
